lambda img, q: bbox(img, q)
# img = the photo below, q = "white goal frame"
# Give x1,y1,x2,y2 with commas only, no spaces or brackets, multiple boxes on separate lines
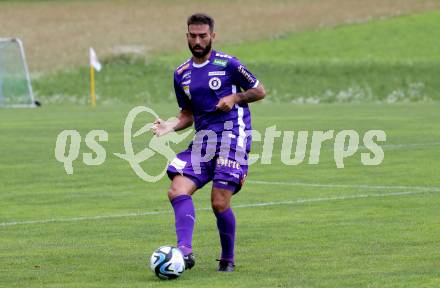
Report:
0,38,36,108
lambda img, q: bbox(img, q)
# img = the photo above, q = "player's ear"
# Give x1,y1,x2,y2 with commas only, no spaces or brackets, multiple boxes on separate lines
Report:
211,32,216,40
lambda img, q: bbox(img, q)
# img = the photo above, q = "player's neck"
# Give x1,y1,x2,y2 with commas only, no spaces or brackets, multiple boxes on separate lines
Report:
192,50,212,64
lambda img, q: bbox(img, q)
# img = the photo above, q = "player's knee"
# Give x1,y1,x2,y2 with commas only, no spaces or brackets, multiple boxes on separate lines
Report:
167,176,196,201
168,185,185,201
211,197,229,213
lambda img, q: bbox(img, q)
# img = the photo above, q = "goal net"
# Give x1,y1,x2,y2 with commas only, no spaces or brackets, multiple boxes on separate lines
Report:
0,38,36,107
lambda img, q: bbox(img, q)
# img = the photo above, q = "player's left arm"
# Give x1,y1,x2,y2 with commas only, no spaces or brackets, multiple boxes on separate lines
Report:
216,84,265,112
216,59,266,112
235,83,266,104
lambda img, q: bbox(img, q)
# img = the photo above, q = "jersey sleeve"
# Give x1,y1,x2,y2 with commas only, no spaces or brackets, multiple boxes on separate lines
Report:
173,72,191,111
228,58,259,91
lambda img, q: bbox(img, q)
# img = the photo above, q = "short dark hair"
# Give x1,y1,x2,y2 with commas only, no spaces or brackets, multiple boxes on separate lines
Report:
187,13,214,31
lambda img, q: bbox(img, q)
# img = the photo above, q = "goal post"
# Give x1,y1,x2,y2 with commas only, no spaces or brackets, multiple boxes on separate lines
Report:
0,38,36,108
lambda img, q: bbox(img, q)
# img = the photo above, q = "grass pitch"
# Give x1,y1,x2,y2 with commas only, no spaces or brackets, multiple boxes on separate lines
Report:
1,3,440,287
34,9,440,104
1,103,439,287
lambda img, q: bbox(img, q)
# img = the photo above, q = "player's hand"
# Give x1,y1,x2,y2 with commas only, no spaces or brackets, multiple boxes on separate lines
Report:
216,94,239,112
152,118,173,137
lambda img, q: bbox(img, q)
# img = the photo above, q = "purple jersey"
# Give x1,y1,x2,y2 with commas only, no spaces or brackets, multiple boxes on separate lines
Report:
168,50,259,193
173,50,259,150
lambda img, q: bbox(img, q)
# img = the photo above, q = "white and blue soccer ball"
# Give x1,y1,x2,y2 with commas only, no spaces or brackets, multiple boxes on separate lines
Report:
150,246,185,280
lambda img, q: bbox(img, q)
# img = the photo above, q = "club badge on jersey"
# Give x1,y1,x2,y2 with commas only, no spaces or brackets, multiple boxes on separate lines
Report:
208,77,222,90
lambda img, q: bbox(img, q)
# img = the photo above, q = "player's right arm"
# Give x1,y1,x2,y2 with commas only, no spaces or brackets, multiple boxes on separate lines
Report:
153,69,194,137
152,109,193,137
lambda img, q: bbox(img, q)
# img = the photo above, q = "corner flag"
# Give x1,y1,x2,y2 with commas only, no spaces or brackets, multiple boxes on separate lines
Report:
89,47,102,107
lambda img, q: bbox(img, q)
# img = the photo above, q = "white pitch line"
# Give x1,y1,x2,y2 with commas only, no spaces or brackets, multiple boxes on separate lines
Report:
0,189,436,228
246,180,440,192
232,191,421,208
379,142,440,149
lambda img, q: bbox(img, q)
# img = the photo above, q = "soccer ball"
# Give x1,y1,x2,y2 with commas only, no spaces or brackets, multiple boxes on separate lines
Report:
150,246,185,280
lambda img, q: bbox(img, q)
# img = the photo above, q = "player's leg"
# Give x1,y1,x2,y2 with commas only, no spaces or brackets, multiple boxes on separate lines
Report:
211,182,237,272
168,175,198,269
211,152,248,272
167,147,213,270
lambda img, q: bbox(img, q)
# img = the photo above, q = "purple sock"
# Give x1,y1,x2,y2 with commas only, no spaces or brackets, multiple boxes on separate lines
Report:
215,208,236,263
171,195,195,255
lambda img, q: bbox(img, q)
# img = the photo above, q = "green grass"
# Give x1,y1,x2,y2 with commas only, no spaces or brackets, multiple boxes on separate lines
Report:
33,10,440,104
1,103,440,287
2,8,440,288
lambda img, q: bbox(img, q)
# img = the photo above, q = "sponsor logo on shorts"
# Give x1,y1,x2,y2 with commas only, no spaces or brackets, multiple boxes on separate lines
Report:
213,59,228,67
208,77,222,90
217,156,241,169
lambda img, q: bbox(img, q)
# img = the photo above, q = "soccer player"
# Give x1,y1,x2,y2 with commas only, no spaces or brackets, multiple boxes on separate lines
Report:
152,13,265,272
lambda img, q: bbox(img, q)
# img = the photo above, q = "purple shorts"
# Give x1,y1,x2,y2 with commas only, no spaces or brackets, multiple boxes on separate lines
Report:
167,147,248,194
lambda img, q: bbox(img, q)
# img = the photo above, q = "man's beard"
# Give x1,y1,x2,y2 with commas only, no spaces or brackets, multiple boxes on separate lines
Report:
188,40,212,59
